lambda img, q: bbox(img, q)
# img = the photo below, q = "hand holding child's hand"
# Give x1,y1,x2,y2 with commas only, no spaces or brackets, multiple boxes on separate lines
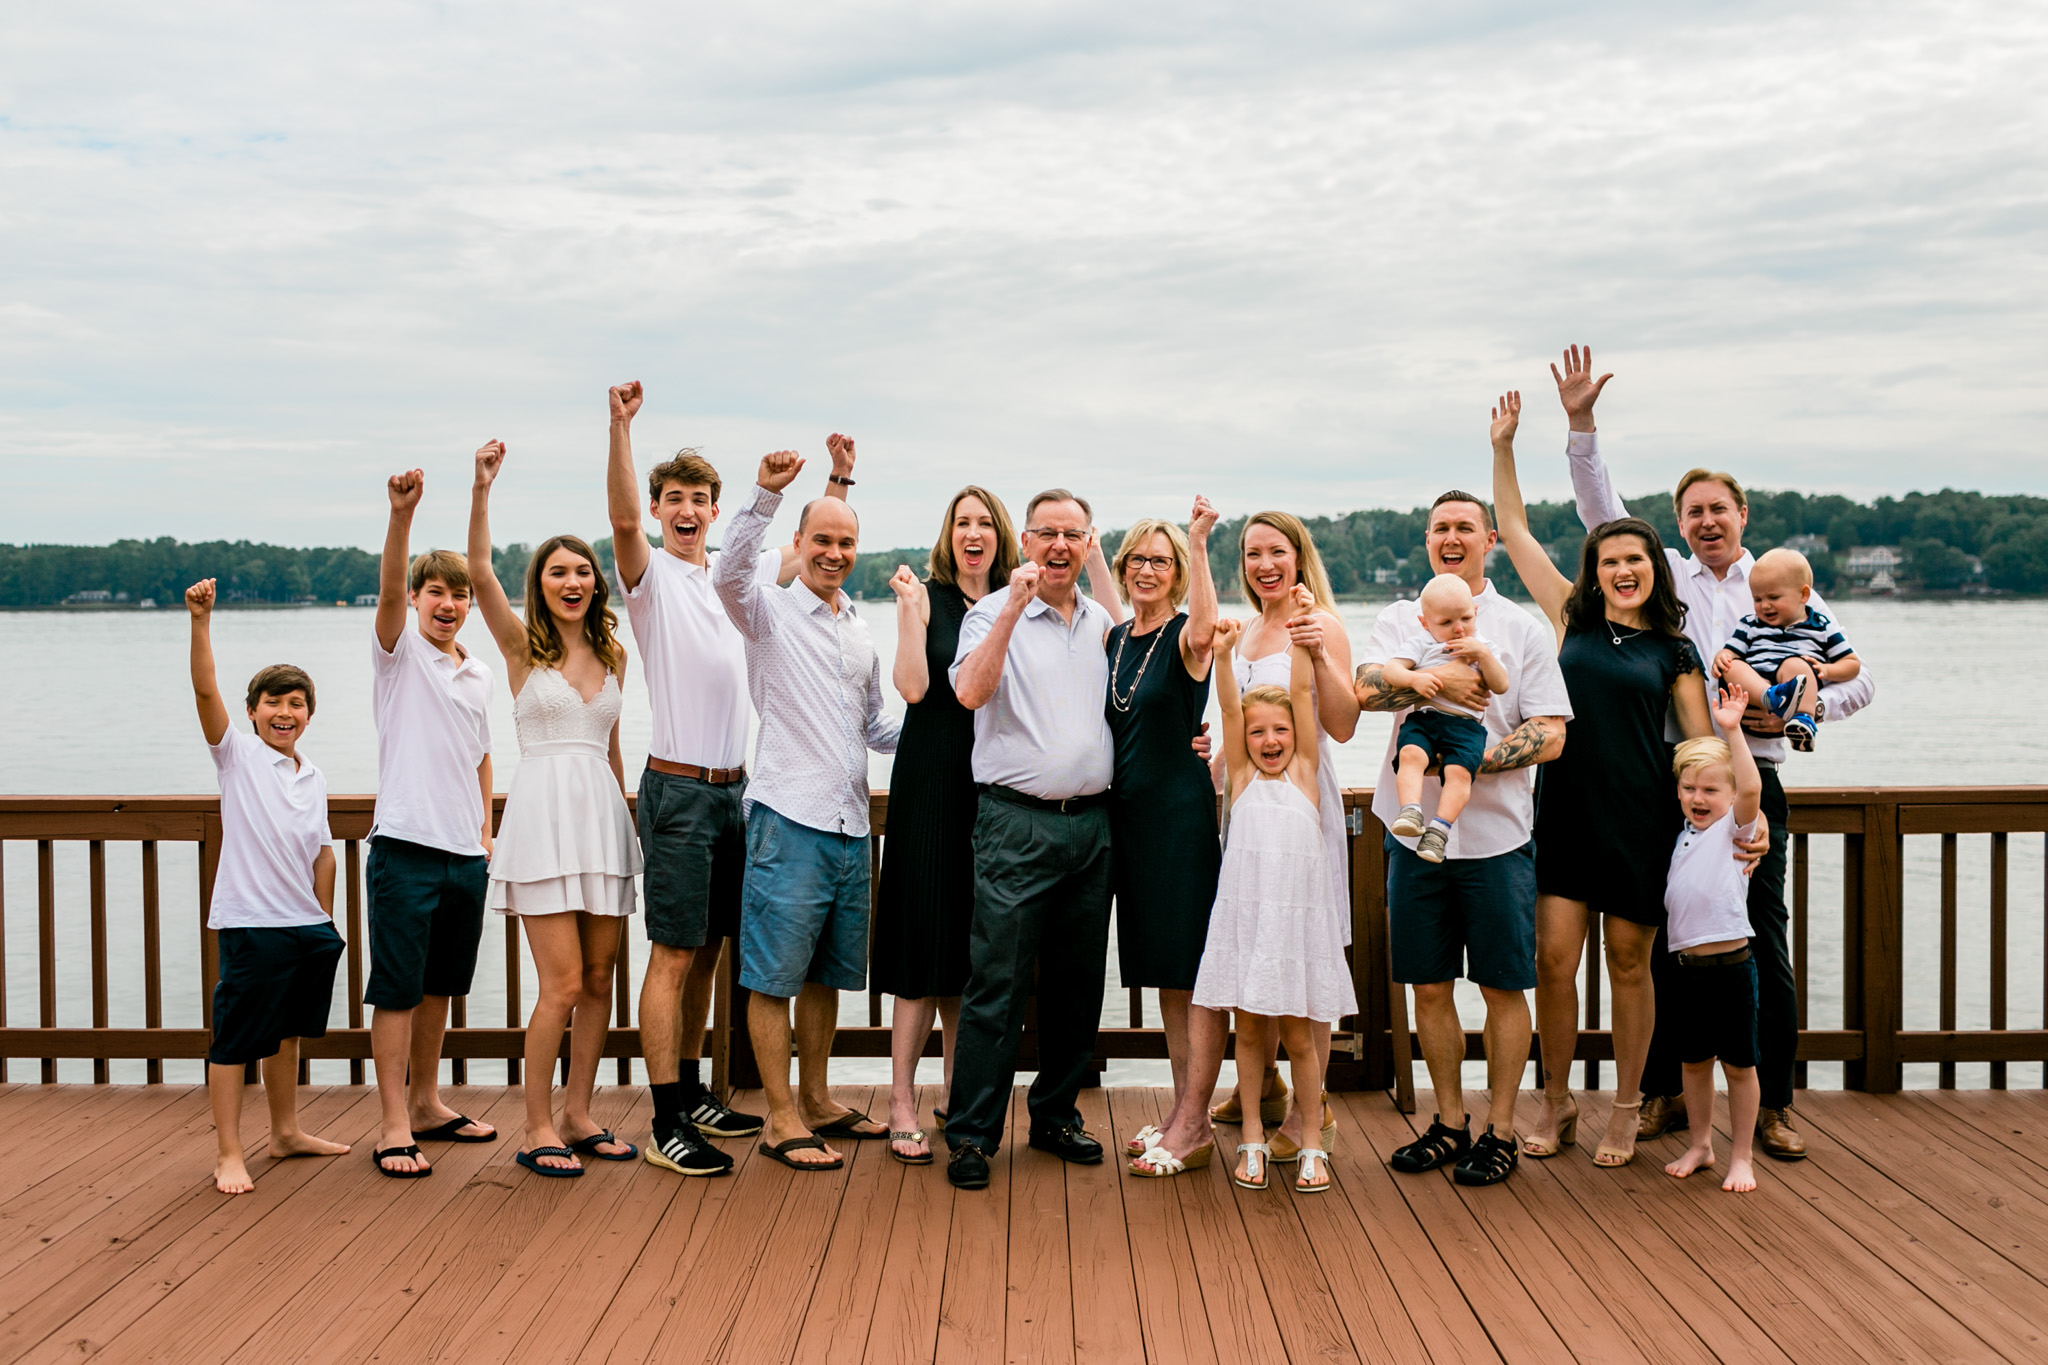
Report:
473,440,506,488
757,449,804,492
1189,495,1218,541
1211,617,1243,653
1710,683,1749,735
388,469,423,512
185,578,216,618
1735,814,1769,873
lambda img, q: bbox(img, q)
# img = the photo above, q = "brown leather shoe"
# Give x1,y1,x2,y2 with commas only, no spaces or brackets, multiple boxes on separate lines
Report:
1756,1107,1808,1161
1637,1093,1688,1138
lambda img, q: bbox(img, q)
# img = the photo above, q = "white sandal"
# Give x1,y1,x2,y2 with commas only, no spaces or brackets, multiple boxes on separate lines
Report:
1296,1148,1333,1193
1128,1140,1214,1178
1233,1142,1271,1191
1125,1123,1163,1158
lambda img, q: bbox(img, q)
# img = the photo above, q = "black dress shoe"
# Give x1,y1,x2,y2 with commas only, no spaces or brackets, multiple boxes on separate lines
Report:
1027,1122,1104,1165
948,1143,991,1190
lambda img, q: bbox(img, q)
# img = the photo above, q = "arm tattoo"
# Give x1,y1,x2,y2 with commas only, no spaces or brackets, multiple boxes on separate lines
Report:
1354,663,1425,713
1480,716,1559,774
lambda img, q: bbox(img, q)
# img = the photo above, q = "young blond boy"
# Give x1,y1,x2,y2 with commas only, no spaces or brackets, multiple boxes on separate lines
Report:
1662,685,1767,1193
187,579,351,1194
1375,573,1510,862
1712,547,1860,753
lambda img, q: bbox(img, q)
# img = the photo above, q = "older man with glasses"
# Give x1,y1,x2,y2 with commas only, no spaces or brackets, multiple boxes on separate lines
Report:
941,488,1120,1190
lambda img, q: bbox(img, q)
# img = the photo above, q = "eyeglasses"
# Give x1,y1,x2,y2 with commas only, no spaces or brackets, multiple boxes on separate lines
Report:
1026,528,1089,545
1124,555,1175,573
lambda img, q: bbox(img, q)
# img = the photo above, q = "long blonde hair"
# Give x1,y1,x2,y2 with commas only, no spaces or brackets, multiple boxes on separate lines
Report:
1238,510,1337,612
523,534,624,675
1112,519,1191,606
928,485,1019,589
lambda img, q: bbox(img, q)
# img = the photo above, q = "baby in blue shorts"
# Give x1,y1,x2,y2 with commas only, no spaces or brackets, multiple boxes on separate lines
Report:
1378,574,1510,862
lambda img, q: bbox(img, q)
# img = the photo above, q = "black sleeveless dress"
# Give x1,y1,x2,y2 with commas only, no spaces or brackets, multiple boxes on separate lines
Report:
873,581,978,999
1106,614,1222,991
1534,625,1704,926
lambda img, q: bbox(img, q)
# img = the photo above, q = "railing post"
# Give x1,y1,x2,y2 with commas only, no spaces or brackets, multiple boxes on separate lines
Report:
199,814,223,1029
38,840,56,1083
1841,828,1866,1089
0,841,8,1085
142,841,162,1084
89,840,109,1083
345,840,365,1086
1792,831,1809,1091
1351,802,1390,1092
1855,801,1903,1093
1989,832,2007,1090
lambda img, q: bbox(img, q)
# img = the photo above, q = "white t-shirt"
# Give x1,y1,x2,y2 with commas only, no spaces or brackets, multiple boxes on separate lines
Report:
370,627,494,856
1665,813,1759,951
623,545,780,770
209,729,333,930
1364,582,1573,860
1391,631,1498,721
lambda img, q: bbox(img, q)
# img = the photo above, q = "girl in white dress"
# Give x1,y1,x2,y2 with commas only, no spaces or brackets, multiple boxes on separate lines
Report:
470,440,643,1177
1194,609,1356,1194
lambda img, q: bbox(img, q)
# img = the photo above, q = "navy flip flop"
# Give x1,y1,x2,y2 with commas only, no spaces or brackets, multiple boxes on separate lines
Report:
412,1114,496,1143
569,1130,637,1161
516,1145,585,1177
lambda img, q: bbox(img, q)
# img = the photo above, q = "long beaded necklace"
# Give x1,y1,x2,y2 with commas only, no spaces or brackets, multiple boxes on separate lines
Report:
1109,617,1170,712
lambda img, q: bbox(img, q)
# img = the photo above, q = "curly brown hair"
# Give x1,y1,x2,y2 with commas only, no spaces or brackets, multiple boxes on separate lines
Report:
522,535,624,675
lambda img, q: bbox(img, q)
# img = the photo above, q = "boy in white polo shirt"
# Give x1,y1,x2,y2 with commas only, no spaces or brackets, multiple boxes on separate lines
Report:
366,469,498,1179
186,579,351,1195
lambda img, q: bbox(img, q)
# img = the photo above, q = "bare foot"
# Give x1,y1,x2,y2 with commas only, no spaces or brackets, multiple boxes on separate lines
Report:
377,1127,430,1175
1665,1141,1715,1179
272,1131,352,1158
1722,1157,1757,1193
523,1125,582,1172
216,1155,254,1195
765,1120,841,1166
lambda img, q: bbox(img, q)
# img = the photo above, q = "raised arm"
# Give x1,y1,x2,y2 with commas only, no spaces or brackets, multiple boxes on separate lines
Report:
953,567,1038,710
1212,618,1249,785
889,566,931,703
1284,585,1358,741
1553,344,1625,529
606,382,652,592
185,578,231,745
1084,529,1127,627
774,435,858,584
1491,391,1573,634
1179,495,1219,680
467,441,528,671
376,471,422,652
1288,636,1319,783
713,452,801,638
1710,686,1765,826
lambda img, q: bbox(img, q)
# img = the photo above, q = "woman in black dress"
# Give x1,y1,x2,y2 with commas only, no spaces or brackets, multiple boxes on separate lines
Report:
873,486,1018,1164
1110,498,1226,1177
1492,391,1714,1169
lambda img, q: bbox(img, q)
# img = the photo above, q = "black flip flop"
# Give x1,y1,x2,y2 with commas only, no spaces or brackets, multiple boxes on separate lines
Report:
412,1114,496,1143
758,1136,844,1171
569,1130,638,1161
373,1144,432,1179
811,1108,887,1140
516,1145,585,1177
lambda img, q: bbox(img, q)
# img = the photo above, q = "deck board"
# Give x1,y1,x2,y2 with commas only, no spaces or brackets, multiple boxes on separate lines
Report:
2,1085,2044,1363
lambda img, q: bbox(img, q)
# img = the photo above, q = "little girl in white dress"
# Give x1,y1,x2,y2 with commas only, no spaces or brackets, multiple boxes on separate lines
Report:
1193,616,1356,1195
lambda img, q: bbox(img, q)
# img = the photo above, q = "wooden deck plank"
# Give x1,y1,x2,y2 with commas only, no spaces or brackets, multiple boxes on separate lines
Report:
1915,1088,2048,1173
1229,1129,1363,1365
782,1080,916,1365
1065,1087,1143,1365
1165,1096,1289,1365
860,1084,952,1365
0,1085,194,1204
1005,1088,1075,1365
932,1088,1013,1365
1825,1091,2048,1206
1100,1089,1219,1365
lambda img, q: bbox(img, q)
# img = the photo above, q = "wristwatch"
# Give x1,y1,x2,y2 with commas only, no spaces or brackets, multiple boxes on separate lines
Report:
829,475,855,487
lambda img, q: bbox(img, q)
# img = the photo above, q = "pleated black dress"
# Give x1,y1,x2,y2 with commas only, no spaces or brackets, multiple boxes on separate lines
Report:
1107,613,1222,991
872,581,979,1000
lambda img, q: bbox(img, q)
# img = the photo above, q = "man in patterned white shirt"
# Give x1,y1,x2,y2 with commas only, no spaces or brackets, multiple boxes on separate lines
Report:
713,447,901,1171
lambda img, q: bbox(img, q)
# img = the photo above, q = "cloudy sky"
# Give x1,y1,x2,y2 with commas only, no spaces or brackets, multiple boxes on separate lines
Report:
3,1,2043,552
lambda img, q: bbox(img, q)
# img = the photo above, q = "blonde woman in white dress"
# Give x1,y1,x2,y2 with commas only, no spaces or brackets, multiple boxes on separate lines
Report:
469,440,643,1177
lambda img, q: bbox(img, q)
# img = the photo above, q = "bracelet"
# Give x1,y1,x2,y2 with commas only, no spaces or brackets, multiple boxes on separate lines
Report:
829,475,855,486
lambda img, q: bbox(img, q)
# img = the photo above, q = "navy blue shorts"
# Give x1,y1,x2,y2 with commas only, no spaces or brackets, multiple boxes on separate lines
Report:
637,767,746,950
210,921,345,1066
364,836,488,1010
1387,837,1536,990
737,804,871,998
1396,709,1488,778
1670,955,1760,1068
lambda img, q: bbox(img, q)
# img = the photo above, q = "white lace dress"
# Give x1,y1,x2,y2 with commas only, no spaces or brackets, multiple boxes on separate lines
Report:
1234,649,1350,944
488,668,642,917
1192,776,1357,1023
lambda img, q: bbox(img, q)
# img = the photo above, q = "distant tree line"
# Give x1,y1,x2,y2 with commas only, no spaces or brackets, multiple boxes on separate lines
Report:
11,485,2048,608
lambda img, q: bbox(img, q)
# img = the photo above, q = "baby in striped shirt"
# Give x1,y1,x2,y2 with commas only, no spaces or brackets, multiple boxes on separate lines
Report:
1711,548,1860,753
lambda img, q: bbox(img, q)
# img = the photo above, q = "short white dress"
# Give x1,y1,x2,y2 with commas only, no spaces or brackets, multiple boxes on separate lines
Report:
1235,649,1350,944
1192,776,1357,1023
488,668,642,917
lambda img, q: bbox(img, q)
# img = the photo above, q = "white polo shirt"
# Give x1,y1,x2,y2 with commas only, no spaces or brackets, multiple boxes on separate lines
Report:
950,585,1116,801
1666,813,1759,951
1364,582,1572,860
208,729,333,930
369,627,493,855
623,543,781,771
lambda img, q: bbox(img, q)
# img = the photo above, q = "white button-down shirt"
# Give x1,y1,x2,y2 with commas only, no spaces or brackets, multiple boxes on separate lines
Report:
370,626,493,855
713,485,899,835
1566,431,1876,763
1363,582,1573,860
623,541,780,770
950,585,1116,800
209,729,334,930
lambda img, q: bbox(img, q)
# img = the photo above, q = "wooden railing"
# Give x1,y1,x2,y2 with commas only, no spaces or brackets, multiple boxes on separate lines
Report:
3,788,2046,1097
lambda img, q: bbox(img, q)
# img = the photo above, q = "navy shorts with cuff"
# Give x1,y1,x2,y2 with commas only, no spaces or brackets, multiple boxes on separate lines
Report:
1669,955,1760,1068
1396,708,1488,777
364,836,488,1011
1387,836,1537,990
209,921,345,1066
637,766,746,950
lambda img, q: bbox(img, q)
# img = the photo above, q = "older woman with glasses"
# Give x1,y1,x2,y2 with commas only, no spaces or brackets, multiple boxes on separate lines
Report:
1113,498,1227,1178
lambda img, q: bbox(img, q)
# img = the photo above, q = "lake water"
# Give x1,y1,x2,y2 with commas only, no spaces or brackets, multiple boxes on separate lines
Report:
4,598,2039,1093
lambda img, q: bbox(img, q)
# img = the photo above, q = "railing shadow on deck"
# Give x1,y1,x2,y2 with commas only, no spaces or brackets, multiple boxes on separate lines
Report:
4,788,2047,1106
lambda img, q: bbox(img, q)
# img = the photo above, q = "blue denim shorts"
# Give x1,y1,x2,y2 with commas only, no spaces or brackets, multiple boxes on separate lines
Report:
737,803,871,997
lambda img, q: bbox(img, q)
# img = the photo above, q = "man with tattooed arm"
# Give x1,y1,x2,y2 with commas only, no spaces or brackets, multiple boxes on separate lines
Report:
1355,491,1572,1187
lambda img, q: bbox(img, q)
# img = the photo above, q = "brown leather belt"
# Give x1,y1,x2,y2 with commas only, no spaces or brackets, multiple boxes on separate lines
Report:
1676,945,1753,968
646,757,746,785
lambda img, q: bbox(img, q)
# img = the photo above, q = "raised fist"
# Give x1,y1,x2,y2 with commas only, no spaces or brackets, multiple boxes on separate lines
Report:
609,382,643,424
1010,561,1042,605
1190,494,1218,540
388,469,423,512
473,440,507,487
889,564,928,620
1210,616,1243,653
185,578,217,618
1290,584,1316,615
757,449,805,493
826,433,857,478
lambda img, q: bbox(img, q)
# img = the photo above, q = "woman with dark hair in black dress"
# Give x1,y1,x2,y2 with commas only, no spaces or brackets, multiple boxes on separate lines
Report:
1111,497,1226,1178
873,486,1019,1165
1492,391,1715,1170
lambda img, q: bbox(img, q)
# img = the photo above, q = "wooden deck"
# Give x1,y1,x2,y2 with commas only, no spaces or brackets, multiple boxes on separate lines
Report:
2,1084,2046,1364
